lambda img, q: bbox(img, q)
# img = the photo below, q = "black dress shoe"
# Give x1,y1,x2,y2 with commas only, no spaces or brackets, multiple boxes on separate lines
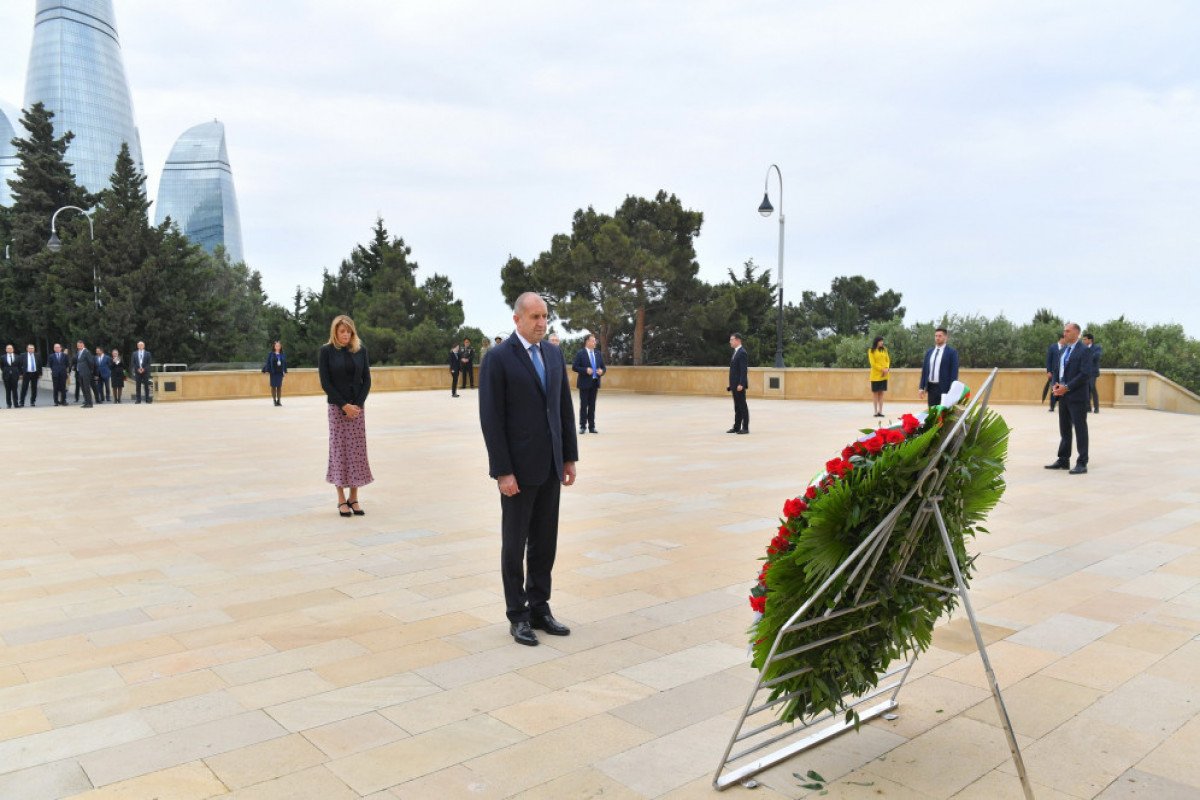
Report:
510,620,539,646
1069,465,1088,475
726,428,739,433
589,428,596,434
531,614,570,636
579,428,586,434
736,429,749,435
1044,461,1069,470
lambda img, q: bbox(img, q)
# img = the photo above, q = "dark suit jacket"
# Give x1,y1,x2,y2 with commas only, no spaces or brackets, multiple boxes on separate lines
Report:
1088,343,1103,376
49,352,70,378
74,348,96,380
132,349,153,376
1,353,19,381
1045,342,1061,374
95,354,111,380
571,348,606,390
727,347,749,392
919,346,959,390
21,352,42,377
448,350,461,373
262,352,288,374
1056,341,1093,405
479,334,578,486
318,343,371,408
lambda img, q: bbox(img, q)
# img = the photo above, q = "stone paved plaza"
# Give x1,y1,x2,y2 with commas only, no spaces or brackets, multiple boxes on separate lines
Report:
1,389,1198,799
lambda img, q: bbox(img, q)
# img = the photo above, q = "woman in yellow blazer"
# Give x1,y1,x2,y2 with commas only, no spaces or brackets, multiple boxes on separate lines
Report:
868,336,890,417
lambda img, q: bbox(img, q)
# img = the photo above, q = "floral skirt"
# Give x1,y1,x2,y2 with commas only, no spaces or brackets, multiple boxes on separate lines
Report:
326,404,374,488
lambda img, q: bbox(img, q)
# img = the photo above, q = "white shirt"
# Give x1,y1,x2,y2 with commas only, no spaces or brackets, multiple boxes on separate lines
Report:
1059,343,1075,381
930,346,944,383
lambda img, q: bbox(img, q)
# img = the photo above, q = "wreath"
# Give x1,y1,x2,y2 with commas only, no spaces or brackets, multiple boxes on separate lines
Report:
748,384,1009,725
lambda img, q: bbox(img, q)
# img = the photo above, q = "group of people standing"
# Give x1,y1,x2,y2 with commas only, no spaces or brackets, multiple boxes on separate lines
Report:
2,340,153,409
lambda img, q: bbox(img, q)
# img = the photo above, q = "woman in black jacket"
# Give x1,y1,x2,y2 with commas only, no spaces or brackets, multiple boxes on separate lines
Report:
318,315,373,517
263,341,288,406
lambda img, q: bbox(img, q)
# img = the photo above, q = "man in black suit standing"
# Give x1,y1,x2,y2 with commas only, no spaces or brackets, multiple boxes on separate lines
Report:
479,292,578,647
19,344,41,407
48,343,70,406
132,341,153,403
74,340,95,409
918,327,959,408
571,333,606,434
727,333,750,434
1,344,19,408
1046,322,1092,475
94,346,112,403
448,344,461,397
1042,335,1064,412
1083,333,1102,413
459,337,475,389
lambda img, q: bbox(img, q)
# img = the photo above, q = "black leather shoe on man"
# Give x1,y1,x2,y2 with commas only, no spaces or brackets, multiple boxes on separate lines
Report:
726,428,739,434
510,620,538,646
531,614,570,636
1069,465,1088,475
1044,461,1069,470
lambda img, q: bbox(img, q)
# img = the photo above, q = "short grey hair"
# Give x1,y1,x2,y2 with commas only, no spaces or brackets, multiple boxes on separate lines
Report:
513,292,545,315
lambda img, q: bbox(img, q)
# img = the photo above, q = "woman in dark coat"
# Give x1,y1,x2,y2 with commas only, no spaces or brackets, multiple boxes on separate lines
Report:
110,348,127,403
318,316,373,517
262,341,288,406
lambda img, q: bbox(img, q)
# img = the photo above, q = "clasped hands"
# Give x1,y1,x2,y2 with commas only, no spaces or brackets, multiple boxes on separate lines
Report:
1051,383,1068,397
497,461,576,496
342,403,362,419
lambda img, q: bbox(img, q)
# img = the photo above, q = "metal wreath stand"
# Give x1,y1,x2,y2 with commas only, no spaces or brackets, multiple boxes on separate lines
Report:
714,369,1034,798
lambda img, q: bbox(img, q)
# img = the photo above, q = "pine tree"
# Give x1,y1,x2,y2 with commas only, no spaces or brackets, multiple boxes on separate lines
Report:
91,142,155,348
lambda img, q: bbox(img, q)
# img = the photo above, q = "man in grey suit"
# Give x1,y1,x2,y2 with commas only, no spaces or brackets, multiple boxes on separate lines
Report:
74,341,96,409
133,341,153,403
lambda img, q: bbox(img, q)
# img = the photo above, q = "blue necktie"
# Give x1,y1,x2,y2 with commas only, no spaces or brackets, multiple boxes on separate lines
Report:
589,350,596,373
529,345,546,389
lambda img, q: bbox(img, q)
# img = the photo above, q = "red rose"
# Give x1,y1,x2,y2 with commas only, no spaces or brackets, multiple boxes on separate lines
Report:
783,498,806,518
749,594,766,613
881,428,905,445
862,434,884,454
841,445,855,460
805,485,818,500
758,562,770,582
900,414,920,434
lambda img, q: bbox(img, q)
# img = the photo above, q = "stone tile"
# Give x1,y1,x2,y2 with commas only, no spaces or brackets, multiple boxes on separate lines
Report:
65,761,227,799
869,673,991,740
381,672,549,735
0,760,93,800
609,668,751,736
931,617,1016,655
952,769,1078,799
746,724,909,797
2,608,151,646
931,640,1060,690
301,712,408,759
1135,714,1200,789
265,673,441,732
1147,640,1200,687
1040,641,1161,691
77,711,287,787
1078,673,1200,740
1004,612,1117,654
221,765,358,799
490,673,655,735
1013,715,1160,797
414,642,562,690
0,706,52,741
510,767,645,799
595,715,731,797
116,637,277,684
963,672,1103,739
140,689,249,733
0,666,125,714
1097,769,1200,799
616,641,748,691
313,638,468,687
204,733,328,789
515,639,662,690
349,611,487,651
212,639,368,686
326,715,526,795
225,669,336,710
1101,621,1195,654
0,711,155,774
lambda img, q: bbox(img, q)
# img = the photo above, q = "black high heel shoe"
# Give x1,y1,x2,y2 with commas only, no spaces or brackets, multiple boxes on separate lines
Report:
349,501,365,516
337,502,352,518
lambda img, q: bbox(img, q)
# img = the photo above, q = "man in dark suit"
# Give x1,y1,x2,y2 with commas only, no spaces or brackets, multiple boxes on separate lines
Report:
479,292,578,647
74,340,95,409
1042,336,1064,412
459,337,475,389
1046,322,1092,475
727,333,750,434
1083,333,1102,413
448,344,461,397
132,341,153,403
918,327,960,408
94,346,112,403
1,344,19,408
48,343,70,405
571,333,606,434
19,344,41,406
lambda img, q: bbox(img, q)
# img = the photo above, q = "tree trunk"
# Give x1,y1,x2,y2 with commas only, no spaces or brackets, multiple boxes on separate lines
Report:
633,303,646,365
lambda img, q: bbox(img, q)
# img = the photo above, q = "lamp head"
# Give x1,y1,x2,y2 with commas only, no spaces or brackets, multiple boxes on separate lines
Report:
47,232,62,253
758,193,774,217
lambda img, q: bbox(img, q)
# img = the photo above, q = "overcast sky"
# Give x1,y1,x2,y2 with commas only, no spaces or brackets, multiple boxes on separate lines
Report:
2,1,1197,339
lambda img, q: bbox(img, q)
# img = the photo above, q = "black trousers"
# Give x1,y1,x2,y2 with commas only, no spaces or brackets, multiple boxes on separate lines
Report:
4,375,18,407
1041,376,1058,410
732,388,749,431
1057,400,1089,466
499,465,560,623
95,375,111,402
578,386,598,430
461,365,474,388
78,375,95,407
19,374,38,405
52,374,67,405
135,374,152,402
1089,377,1099,412
925,382,944,408
450,370,460,395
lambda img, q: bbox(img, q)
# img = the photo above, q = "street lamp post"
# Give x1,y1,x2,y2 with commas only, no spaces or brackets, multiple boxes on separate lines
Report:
758,164,785,369
47,205,99,309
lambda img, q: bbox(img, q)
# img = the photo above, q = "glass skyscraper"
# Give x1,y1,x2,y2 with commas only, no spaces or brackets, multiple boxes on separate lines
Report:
0,99,20,207
154,120,244,264
23,0,143,195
